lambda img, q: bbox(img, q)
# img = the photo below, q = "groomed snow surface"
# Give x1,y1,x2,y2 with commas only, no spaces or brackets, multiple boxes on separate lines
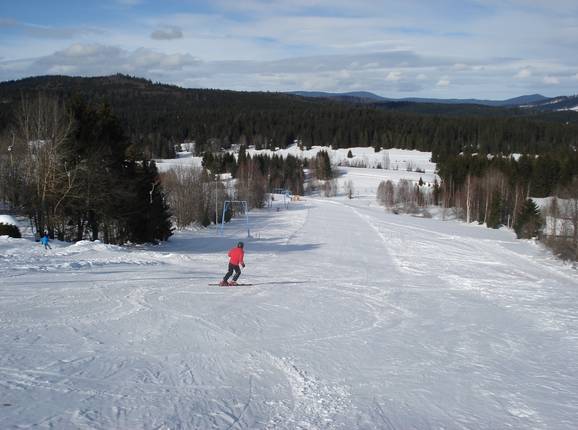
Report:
1,192,577,429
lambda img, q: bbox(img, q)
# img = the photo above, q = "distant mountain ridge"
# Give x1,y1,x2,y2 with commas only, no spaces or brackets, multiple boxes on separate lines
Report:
290,91,551,107
522,95,578,111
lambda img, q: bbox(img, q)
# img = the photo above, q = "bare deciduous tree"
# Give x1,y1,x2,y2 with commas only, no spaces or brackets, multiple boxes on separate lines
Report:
323,179,338,197
235,160,266,209
161,166,226,228
13,95,75,235
344,180,354,199
377,180,395,207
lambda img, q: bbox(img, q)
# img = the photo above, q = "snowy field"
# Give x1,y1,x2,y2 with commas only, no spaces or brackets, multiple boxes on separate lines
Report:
245,145,435,175
155,146,438,200
154,154,203,172
332,166,437,198
155,146,436,180
1,193,577,429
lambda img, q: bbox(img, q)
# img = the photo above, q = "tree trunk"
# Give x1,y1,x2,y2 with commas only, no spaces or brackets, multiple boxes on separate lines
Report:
466,175,471,224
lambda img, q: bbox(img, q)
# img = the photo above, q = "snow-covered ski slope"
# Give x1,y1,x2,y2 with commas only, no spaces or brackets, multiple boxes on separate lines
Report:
1,196,577,429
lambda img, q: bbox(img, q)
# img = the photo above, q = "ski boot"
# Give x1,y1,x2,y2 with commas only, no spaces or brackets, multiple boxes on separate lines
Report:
228,280,238,286
219,280,229,287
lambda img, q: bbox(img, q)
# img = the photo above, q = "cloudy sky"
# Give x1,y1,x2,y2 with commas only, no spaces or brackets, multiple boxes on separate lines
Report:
1,0,578,99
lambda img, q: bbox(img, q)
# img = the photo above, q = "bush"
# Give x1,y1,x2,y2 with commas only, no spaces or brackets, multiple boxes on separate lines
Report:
543,236,577,261
0,223,21,238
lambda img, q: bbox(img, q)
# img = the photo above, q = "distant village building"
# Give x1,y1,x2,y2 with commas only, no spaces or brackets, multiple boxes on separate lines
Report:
174,141,195,156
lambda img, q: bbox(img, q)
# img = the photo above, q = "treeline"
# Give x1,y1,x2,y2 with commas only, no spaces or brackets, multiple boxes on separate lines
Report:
1,75,578,162
160,148,309,229
436,153,578,258
202,146,306,196
438,152,578,199
377,179,440,214
163,148,332,229
0,95,172,244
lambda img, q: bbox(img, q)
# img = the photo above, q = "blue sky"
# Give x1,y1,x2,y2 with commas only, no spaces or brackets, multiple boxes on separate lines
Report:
1,0,578,98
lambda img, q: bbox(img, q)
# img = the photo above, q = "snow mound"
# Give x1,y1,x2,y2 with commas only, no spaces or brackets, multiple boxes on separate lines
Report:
0,214,18,226
69,240,118,252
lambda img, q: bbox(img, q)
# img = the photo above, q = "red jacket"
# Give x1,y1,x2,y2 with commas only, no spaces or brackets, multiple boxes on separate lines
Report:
228,247,245,266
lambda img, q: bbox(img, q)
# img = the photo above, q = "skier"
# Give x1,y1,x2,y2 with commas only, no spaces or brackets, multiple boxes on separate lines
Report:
220,241,245,286
40,232,52,250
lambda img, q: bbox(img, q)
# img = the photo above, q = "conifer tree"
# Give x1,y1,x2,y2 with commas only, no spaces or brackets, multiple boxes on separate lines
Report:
139,160,173,242
314,151,333,180
514,199,543,239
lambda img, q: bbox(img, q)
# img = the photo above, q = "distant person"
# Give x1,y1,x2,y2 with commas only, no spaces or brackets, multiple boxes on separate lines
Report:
40,232,52,250
220,241,245,286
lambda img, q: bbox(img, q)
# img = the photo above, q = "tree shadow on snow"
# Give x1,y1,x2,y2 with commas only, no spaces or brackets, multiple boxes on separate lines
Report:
164,235,321,255
3,271,218,286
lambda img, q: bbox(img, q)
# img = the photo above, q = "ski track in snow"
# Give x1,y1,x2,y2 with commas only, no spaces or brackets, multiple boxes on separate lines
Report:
1,197,578,429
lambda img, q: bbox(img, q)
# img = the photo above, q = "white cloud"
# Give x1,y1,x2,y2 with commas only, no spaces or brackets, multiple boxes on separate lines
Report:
543,75,560,84
515,67,532,78
0,59,32,72
61,43,117,57
0,18,102,40
436,77,450,87
47,65,78,74
6,43,201,80
452,63,469,71
151,26,183,40
3,0,578,99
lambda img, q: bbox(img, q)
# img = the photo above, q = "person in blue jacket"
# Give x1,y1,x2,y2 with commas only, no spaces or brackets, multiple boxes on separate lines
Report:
40,232,52,250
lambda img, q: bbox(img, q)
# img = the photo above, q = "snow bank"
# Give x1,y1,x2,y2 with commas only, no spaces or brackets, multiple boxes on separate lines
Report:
0,236,165,277
0,214,18,226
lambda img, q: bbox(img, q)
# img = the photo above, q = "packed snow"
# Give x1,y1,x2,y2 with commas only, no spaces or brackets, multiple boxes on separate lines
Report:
1,187,577,429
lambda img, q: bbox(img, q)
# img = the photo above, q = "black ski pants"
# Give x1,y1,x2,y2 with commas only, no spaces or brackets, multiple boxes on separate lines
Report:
223,263,241,282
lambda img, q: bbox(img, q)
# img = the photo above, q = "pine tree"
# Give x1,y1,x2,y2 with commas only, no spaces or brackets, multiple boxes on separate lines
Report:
0,223,21,238
315,151,332,180
487,193,502,229
514,199,543,239
142,161,173,242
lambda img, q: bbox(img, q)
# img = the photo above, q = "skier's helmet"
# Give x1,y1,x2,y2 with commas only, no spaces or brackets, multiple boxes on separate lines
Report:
237,241,244,248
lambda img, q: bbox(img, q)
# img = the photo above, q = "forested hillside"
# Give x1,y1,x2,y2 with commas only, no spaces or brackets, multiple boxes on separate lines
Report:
1,74,577,161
